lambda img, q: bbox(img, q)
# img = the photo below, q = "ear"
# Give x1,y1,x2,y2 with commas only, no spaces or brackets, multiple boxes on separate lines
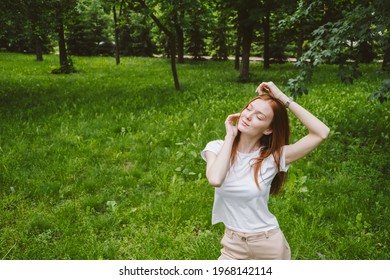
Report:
264,128,273,135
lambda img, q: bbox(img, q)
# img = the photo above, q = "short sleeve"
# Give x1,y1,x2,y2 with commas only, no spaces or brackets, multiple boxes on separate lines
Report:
280,145,290,172
200,140,224,161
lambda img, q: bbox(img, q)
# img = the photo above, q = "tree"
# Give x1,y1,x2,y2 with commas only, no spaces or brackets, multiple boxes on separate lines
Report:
262,0,271,69
0,1,30,52
22,0,54,61
172,0,185,63
135,0,180,90
209,0,234,61
233,0,261,82
284,1,389,103
185,1,210,60
278,1,324,60
67,0,113,56
373,0,390,71
50,0,78,73
111,0,125,64
119,2,155,57
0,0,54,60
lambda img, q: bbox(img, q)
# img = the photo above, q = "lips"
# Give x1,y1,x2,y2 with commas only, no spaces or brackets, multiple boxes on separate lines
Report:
240,119,249,127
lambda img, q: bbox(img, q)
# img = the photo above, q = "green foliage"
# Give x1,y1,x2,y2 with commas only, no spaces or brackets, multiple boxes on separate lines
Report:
67,0,114,56
119,7,155,57
284,65,312,98
338,62,362,85
288,3,388,102
284,75,308,99
185,1,210,59
0,53,389,260
369,79,390,103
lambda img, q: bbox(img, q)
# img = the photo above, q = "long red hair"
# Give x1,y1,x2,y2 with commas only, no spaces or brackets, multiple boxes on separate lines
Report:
230,95,290,195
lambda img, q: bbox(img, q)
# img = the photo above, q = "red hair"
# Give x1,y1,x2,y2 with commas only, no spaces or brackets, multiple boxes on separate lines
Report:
230,95,290,195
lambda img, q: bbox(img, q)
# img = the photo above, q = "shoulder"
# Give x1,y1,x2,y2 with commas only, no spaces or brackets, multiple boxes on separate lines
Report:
274,146,290,172
201,140,224,161
262,146,289,172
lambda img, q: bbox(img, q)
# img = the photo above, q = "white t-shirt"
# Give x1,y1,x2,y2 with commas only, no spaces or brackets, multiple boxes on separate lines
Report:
201,140,289,233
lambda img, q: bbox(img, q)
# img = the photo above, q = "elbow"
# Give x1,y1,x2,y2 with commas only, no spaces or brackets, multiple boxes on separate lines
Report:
206,175,223,187
312,126,330,144
207,179,222,188
321,126,331,140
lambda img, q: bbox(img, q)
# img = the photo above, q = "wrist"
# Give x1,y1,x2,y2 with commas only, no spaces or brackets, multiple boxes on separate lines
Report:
224,134,236,142
284,96,294,108
277,93,288,103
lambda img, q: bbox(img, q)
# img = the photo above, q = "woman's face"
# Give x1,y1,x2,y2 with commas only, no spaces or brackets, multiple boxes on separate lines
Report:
237,99,274,138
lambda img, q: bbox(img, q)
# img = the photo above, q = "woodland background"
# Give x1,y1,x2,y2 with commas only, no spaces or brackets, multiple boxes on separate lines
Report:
0,0,389,259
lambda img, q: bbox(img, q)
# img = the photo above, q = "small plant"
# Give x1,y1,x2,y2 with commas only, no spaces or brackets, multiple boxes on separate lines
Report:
369,79,390,103
338,62,362,85
51,57,77,74
285,74,308,99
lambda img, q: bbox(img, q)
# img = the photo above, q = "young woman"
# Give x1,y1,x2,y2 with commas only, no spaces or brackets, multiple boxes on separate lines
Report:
201,81,330,260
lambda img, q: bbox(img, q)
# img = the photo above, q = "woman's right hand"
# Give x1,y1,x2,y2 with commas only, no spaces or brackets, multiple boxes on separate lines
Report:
225,113,240,139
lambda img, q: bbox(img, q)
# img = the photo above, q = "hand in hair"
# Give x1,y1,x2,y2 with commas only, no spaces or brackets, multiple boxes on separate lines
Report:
256,81,286,101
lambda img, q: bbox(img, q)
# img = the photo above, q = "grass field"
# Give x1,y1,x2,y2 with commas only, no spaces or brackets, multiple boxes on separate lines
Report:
0,52,389,260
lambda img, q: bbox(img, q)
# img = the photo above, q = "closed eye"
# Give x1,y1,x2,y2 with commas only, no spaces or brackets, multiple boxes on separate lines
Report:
247,104,266,120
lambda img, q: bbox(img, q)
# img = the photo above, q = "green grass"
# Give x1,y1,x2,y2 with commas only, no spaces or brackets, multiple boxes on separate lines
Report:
0,52,389,260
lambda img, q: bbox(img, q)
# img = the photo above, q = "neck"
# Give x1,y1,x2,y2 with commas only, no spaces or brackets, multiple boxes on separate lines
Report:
237,134,261,153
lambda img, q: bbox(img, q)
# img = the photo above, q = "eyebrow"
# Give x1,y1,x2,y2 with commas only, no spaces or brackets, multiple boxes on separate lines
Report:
248,104,267,118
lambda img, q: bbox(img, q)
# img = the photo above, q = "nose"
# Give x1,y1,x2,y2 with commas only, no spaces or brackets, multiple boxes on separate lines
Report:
245,110,254,120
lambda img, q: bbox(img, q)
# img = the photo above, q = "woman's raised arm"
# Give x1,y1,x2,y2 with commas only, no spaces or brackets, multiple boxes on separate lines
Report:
256,82,330,165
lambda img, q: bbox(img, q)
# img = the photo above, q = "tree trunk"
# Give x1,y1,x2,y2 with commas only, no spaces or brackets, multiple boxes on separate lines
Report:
174,10,184,64
113,5,120,65
136,0,180,90
57,18,68,68
358,41,374,63
169,36,180,90
35,36,43,61
239,24,253,82
263,13,270,69
176,27,184,63
234,33,241,70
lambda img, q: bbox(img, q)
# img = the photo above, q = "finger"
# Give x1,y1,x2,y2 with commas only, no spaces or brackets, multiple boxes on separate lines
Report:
261,82,270,93
226,113,240,124
256,82,269,94
255,84,263,94
228,113,240,121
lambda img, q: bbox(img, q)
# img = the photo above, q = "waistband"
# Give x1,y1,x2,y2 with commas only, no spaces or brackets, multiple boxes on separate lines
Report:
224,227,280,242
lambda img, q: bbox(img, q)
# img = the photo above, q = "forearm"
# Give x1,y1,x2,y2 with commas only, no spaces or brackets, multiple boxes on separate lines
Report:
206,136,235,187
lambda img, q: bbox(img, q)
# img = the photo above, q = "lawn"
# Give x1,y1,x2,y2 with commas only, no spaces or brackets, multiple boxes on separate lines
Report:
0,52,389,259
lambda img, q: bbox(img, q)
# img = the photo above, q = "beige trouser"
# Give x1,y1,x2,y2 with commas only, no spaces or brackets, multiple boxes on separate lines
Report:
218,227,291,260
